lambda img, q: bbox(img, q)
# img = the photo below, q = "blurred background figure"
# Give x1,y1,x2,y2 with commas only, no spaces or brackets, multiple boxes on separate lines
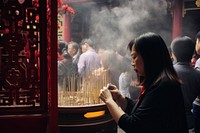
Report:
58,53,78,91
129,72,141,102
78,38,101,77
195,31,200,70
57,41,78,91
67,41,80,64
118,57,132,98
58,40,68,61
171,36,200,132
193,31,200,133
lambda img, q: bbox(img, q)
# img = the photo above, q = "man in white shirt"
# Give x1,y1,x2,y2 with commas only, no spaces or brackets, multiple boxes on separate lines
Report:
78,38,101,77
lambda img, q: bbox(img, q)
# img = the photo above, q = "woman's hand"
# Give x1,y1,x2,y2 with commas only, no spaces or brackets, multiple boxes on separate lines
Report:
107,83,127,111
100,84,127,109
99,86,113,104
107,83,122,101
99,84,126,123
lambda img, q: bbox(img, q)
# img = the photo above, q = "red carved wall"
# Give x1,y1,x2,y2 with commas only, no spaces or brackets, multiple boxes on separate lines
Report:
0,0,58,133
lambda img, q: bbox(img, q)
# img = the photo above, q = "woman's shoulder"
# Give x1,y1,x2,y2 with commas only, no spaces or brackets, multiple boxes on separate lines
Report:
152,78,180,92
148,79,182,101
159,78,180,87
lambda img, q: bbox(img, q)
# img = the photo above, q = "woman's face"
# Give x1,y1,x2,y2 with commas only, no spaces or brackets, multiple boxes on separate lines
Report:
131,47,145,76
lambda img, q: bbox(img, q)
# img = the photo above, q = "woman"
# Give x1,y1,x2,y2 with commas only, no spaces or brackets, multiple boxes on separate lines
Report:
99,32,188,133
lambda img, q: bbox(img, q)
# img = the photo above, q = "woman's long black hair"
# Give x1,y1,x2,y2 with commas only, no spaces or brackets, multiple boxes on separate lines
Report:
128,32,181,88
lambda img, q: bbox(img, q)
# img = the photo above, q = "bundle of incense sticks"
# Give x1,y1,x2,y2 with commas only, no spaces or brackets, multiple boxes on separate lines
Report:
58,67,111,106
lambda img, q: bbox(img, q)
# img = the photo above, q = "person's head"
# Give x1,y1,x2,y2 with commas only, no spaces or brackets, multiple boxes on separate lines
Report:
81,38,94,53
58,41,68,55
67,41,79,57
195,31,200,55
170,36,194,63
63,53,72,60
128,32,179,87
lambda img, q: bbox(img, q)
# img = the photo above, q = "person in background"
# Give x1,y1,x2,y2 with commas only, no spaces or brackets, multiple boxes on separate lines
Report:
98,48,124,88
113,46,129,88
58,40,68,61
191,52,200,68
129,71,141,102
57,41,78,91
98,48,120,87
67,41,80,64
195,31,200,70
193,31,200,133
58,53,75,90
99,32,188,133
118,57,132,98
170,36,200,132
78,38,101,77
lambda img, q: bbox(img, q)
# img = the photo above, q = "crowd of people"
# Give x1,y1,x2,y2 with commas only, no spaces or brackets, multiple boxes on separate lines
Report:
58,31,200,133
99,31,200,133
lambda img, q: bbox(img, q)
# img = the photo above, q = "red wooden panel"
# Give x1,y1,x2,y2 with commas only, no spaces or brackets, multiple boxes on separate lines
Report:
0,0,48,114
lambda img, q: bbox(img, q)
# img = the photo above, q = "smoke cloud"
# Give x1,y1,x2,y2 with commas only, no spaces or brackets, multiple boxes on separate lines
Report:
71,0,173,86
88,0,171,50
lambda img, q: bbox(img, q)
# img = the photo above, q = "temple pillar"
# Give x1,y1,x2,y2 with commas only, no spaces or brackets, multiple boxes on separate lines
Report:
172,0,183,39
63,12,71,42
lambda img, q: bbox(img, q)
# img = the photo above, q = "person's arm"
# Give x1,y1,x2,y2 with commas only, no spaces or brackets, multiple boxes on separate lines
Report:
107,84,128,111
99,87,125,123
105,98,125,123
114,93,128,111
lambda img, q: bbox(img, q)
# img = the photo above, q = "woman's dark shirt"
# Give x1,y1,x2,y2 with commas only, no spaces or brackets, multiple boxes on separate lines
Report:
118,79,188,133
